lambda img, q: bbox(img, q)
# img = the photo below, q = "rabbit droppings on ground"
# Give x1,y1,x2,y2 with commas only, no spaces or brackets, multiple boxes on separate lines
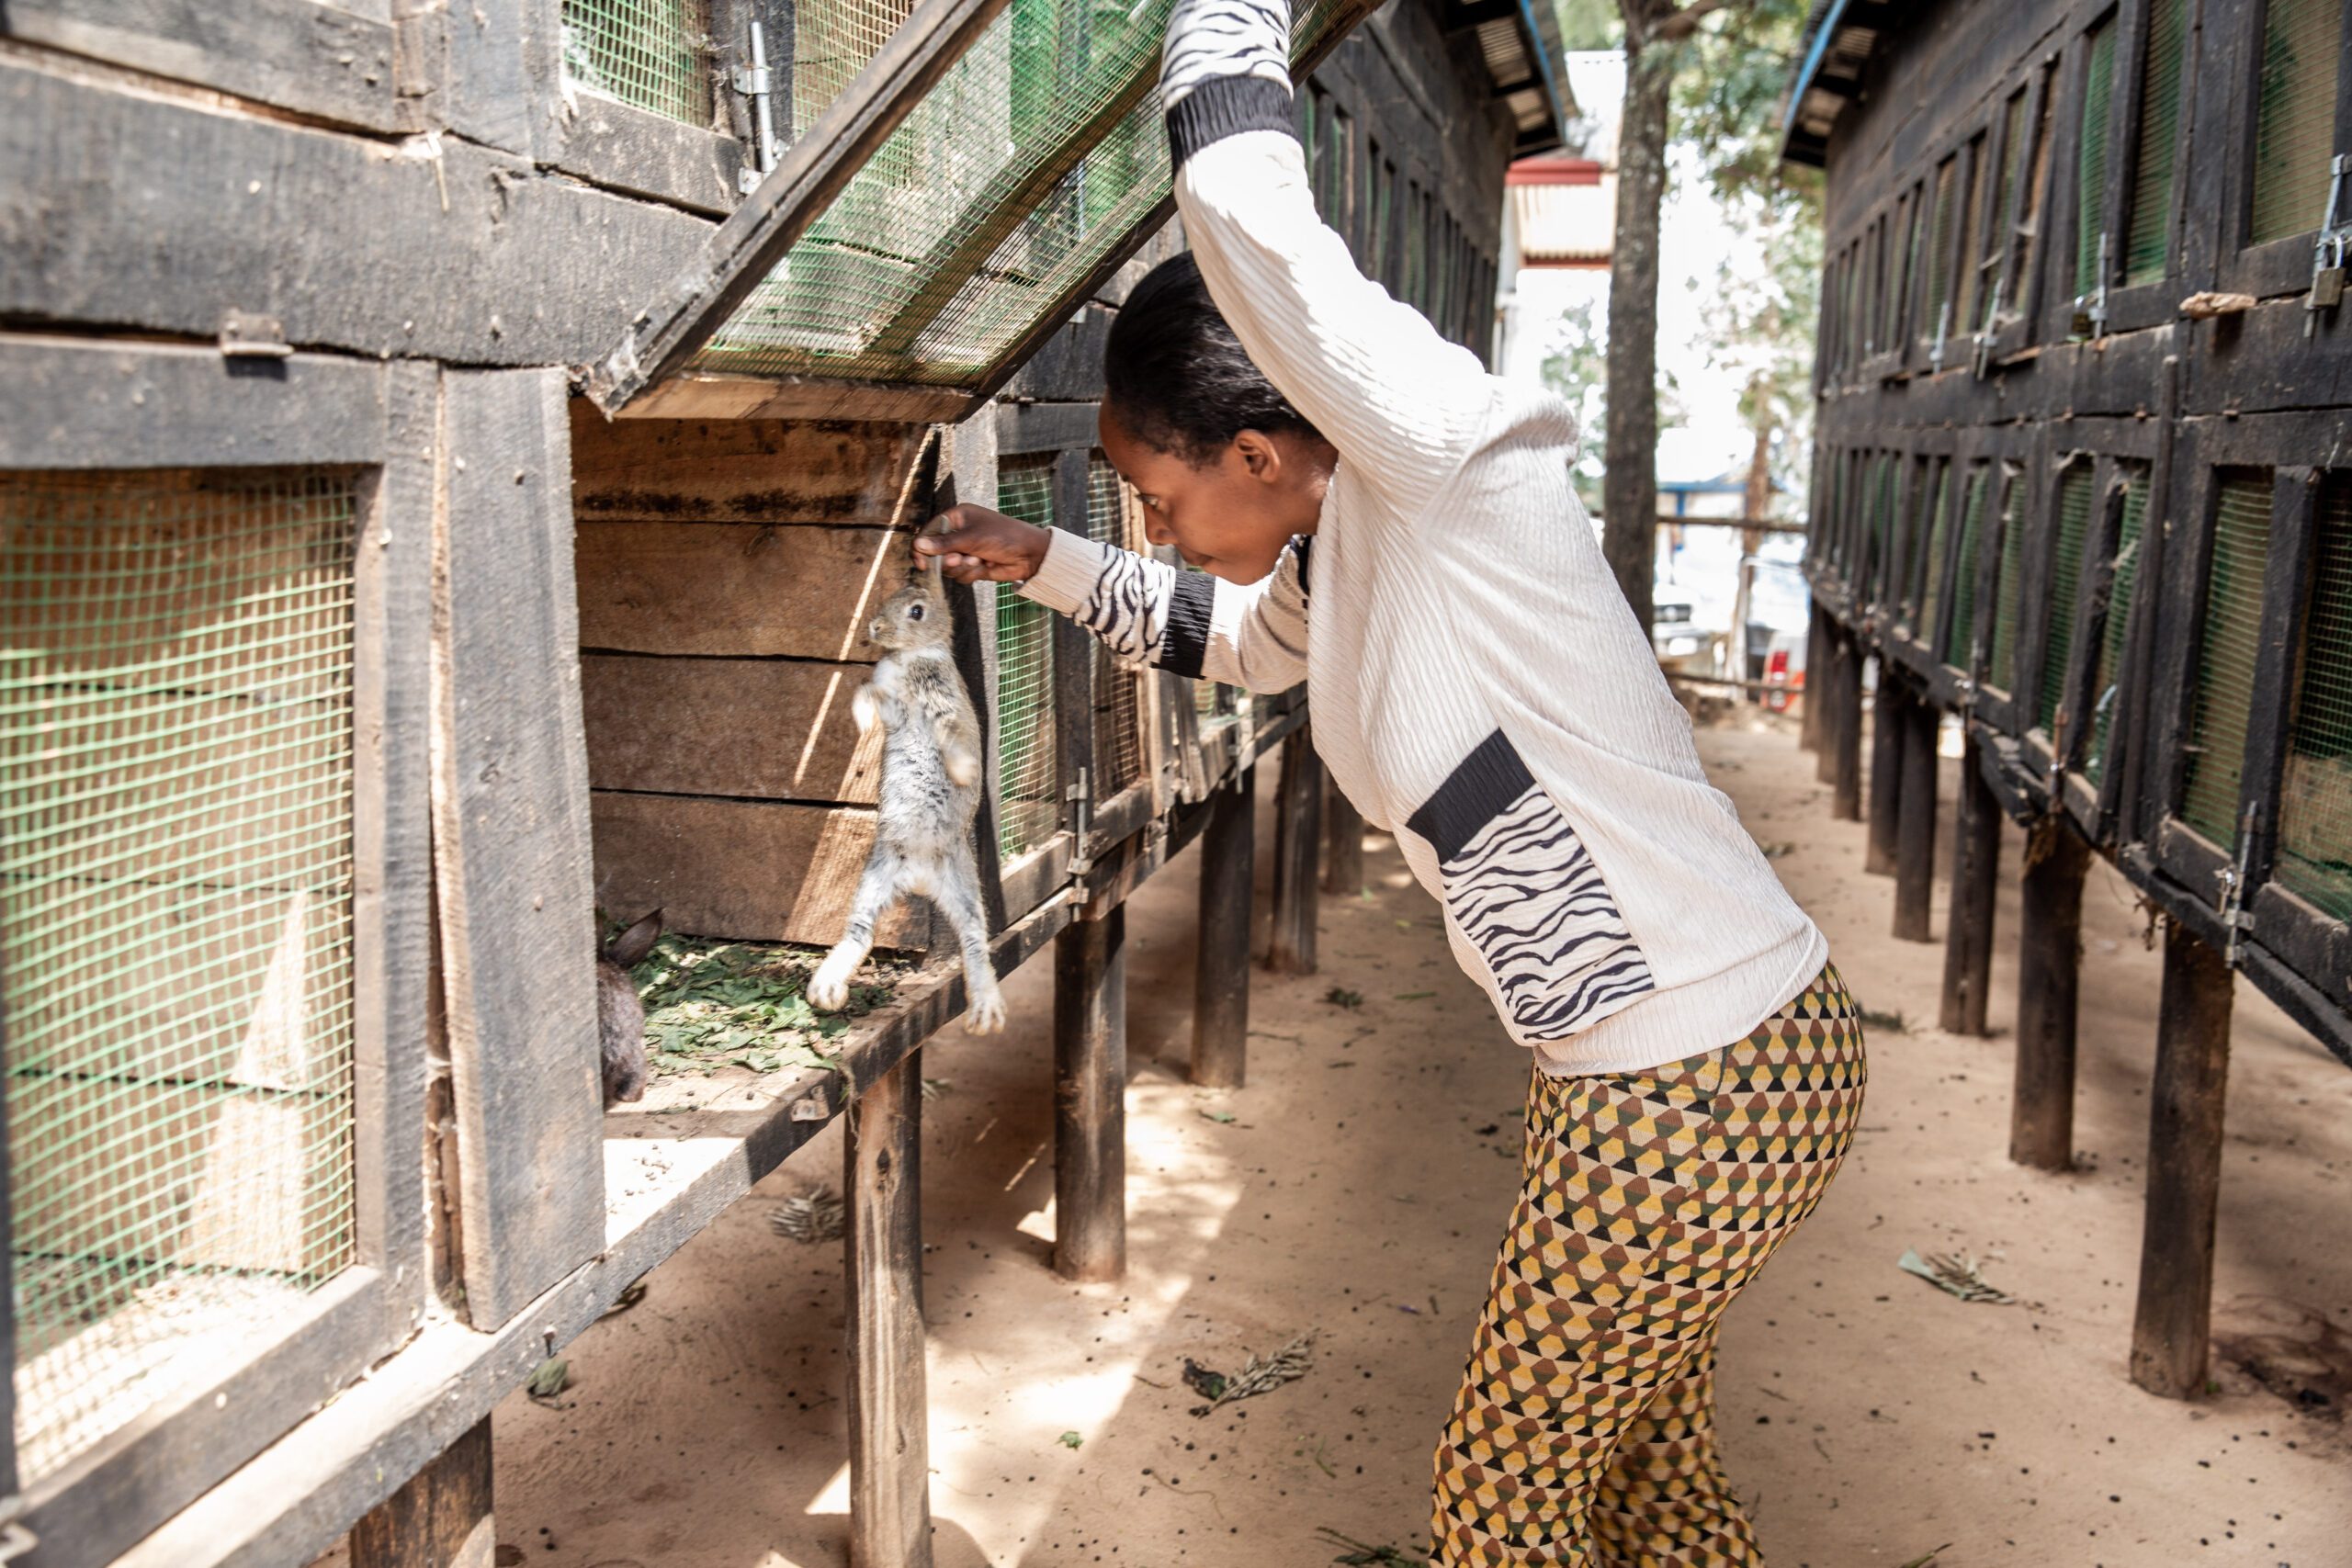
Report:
807,562,1007,1034
598,908,663,1105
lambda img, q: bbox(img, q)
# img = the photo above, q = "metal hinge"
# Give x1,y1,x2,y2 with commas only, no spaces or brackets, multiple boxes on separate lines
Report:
218,310,291,359
1065,765,1093,877
2073,232,2111,340
733,20,780,194
1928,299,1952,372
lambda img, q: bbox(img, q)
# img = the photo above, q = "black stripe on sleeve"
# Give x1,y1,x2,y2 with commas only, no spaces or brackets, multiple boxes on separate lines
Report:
1161,570,1217,678
1167,75,1298,169
1405,729,1538,863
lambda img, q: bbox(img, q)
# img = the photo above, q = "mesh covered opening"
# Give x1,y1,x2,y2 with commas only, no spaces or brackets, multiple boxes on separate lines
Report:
2039,460,2096,736
0,468,361,1483
797,0,918,132
1924,156,1960,344
1913,458,1953,639
690,0,1355,389
2277,475,2352,919
2085,466,2149,787
1945,463,1992,668
2123,0,2188,286
1982,89,2028,327
2251,0,2341,246
1985,468,2028,693
560,0,713,126
1952,132,1988,333
2075,17,2118,302
1883,191,1916,347
2180,470,2275,850
992,460,1058,859
1870,454,1898,603
1084,457,1147,792
2009,70,2056,304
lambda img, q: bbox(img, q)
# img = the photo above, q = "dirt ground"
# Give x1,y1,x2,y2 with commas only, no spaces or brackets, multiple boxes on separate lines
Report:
322,712,2352,1568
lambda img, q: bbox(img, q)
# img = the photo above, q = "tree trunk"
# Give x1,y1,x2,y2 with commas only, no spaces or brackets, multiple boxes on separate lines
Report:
1727,423,1771,692
1602,22,1676,635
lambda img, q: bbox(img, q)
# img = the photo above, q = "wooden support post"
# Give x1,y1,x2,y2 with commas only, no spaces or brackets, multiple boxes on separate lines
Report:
1192,765,1255,1088
1893,686,1939,942
846,1055,931,1568
1267,726,1322,976
1939,733,2001,1037
2130,921,2235,1399
2010,821,2090,1169
1814,626,1840,784
1830,639,1864,822
1865,671,1905,876
1800,604,1826,753
348,1417,494,1568
1320,775,1363,897
1054,907,1126,1282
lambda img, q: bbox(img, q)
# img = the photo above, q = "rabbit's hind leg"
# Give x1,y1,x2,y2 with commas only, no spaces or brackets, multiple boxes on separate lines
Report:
809,850,902,1011
933,856,1006,1035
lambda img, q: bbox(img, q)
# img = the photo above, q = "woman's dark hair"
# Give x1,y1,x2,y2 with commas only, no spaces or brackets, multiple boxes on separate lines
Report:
1102,253,1321,465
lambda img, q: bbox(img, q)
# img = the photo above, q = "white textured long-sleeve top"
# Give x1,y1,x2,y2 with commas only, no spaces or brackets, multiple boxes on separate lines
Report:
1016,0,1828,1075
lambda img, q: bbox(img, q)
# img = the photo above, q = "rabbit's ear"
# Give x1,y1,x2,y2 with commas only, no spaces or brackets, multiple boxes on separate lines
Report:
606,908,664,969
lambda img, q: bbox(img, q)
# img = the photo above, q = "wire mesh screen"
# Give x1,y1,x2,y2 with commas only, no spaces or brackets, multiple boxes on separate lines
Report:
796,0,917,133
1946,464,1991,668
1084,457,1148,791
2251,0,2341,246
0,468,360,1483
689,0,1356,389
1924,157,1959,344
1870,455,1897,604
2009,72,2056,302
560,0,712,126
1982,91,2026,328
1952,134,1987,331
2085,466,2149,787
2123,0,2188,286
2278,475,2352,920
993,460,1058,859
1984,469,2027,694
2039,460,2096,738
2075,18,2117,302
1913,458,1953,641
2180,470,2275,851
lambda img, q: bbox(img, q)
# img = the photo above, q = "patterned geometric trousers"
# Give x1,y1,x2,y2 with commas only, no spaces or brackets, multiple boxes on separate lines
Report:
1430,964,1867,1566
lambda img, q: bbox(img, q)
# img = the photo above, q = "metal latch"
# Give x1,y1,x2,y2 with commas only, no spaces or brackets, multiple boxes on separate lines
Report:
2306,154,2352,335
218,310,291,359
1973,278,2003,378
1928,299,1952,373
733,20,781,194
2072,231,2110,340
1065,766,1093,877
2216,800,2259,968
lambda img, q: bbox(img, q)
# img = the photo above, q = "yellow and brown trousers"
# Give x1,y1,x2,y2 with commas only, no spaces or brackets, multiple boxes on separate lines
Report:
1432,964,1867,1566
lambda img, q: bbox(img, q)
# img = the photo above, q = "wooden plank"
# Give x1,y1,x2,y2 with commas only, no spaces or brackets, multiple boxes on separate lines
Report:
432,369,603,1330
845,1054,933,1568
574,522,903,659
1053,907,1126,1282
1830,632,1864,821
345,1416,494,1568
616,374,971,425
547,93,745,220
1,0,406,132
1939,728,2002,1037
1266,729,1322,976
1866,674,1905,876
0,339,389,469
1321,776,1365,897
588,794,923,949
2129,918,2234,1399
582,655,883,805
995,400,1102,457
2011,818,2089,1171
582,0,1014,411
1801,604,1826,753
0,61,711,370
1192,767,1255,1089
570,403,934,526
1894,680,1939,942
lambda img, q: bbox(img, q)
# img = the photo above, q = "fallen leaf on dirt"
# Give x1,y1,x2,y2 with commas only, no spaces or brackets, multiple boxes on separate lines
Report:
1895,1547,1951,1568
1057,1431,1083,1450
1199,1109,1238,1125
1860,1008,1908,1033
526,1358,571,1400
1392,991,1436,1001
1317,1527,1423,1566
1324,987,1365,1010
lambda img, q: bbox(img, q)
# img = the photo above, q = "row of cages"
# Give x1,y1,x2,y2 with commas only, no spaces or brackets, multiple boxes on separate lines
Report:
1807,400,2352,1064
0,342,1298,1568
1815,0,2352,399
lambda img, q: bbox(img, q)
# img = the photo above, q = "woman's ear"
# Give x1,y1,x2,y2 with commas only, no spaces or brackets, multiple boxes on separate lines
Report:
1235,429,1283,485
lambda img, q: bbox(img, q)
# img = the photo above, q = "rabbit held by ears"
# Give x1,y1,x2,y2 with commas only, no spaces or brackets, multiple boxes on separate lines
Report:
807,563,1006,1034
598,908,663,1106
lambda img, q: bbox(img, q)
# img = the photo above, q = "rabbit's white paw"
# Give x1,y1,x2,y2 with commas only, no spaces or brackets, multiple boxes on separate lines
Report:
808,947,857,1012
963,987,1007,1035
851,685,880,738
944,745,981,789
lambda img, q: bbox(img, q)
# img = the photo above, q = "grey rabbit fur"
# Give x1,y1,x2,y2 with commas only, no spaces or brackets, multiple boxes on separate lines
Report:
598,908,663,1106
807,553,1007,1034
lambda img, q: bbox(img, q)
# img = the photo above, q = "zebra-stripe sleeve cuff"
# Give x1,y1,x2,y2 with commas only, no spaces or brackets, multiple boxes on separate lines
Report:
1166,75,1297,168
1160,571,1218,677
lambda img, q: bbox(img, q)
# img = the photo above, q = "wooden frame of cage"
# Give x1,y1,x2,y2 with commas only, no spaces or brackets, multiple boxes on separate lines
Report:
0,335,434,1568
2199,0,2352,305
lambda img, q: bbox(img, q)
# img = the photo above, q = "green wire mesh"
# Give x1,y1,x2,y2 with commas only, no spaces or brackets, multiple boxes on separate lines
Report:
1899,183,1927,345
992,460,1059,860
2278,477,2352,920
796,0,916,134
2251,0,2341,247
560,0,712,126
1872,454,1898,604
1952,133,1987,333
1084,457,1148,791
2038,460,2096,738
1982,90,2026,329
1913,458,1953,642
1924,157,1959,344
691,0,1355,389
2180,471,2275,851
2075,18,2117,303
1945,464,1991,668
2123,0,2188,287
2085,466,2150,788
1985,470,2028,694
2008,78,2055,304
0,469,360,1483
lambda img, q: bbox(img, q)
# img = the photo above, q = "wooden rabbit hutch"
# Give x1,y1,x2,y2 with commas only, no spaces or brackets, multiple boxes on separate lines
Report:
1788,0,2352,1402
0,0,1561,1563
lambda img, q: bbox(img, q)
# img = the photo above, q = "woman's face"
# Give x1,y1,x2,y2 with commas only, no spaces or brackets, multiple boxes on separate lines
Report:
1100,402,1332,584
